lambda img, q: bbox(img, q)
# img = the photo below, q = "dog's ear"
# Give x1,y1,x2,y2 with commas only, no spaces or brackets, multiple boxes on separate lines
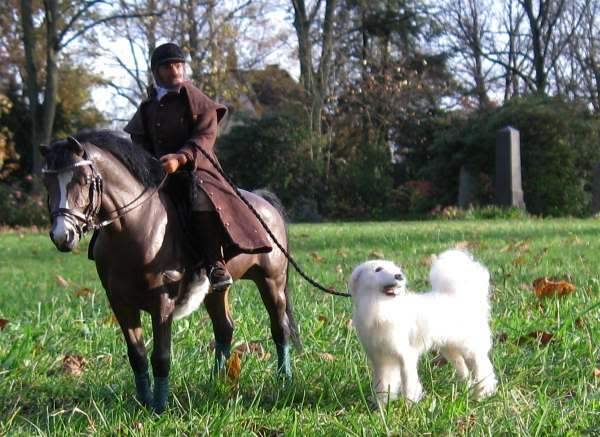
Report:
348,268,364,296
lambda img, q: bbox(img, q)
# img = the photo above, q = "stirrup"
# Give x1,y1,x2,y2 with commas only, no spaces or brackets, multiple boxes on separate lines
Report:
208,265,233,292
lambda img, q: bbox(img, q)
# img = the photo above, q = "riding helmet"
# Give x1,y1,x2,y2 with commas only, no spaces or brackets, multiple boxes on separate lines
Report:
151,43,186,70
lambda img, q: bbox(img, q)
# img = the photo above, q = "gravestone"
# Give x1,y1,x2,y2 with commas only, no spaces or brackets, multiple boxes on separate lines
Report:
458,165,477,208
495,126,525,208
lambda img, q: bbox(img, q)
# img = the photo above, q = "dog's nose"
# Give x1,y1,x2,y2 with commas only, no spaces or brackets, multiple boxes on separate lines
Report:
394,273,404,281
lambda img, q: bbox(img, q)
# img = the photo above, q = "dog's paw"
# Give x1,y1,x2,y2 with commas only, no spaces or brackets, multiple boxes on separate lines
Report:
404,385,424,403
472,375,497,400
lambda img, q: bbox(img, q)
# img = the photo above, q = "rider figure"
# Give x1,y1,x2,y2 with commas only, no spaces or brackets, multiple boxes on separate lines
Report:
125,42,272,291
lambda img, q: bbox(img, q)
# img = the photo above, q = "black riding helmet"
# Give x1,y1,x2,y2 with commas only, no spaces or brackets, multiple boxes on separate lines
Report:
151,43,186,70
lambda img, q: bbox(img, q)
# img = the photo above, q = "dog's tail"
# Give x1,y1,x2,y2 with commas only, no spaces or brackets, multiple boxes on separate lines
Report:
429,249,490,298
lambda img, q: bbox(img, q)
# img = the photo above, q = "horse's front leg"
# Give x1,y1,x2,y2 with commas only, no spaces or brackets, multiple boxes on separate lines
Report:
150,292,174,413
204,289,234,377
110,301,153,407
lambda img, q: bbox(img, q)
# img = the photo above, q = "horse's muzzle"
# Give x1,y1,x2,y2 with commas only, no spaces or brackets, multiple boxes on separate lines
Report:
49,223,79,252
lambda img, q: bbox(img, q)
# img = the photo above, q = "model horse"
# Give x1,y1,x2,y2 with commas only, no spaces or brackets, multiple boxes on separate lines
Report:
40,130,299,413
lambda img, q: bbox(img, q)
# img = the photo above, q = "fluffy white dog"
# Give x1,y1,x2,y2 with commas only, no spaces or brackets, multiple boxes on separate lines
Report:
349,249,497,405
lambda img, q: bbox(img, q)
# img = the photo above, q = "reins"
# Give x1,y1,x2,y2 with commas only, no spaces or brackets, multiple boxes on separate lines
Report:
195,146,352,298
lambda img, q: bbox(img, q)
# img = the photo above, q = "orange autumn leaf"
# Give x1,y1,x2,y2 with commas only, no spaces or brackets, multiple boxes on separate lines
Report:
310,252,324,263
226,352,241,383
74,287,94,298
318,352,335,362
0,319,8,330
62,354,87,376
233,341,269,360
532,277,576,297
55,275,70,288
518,330,554,346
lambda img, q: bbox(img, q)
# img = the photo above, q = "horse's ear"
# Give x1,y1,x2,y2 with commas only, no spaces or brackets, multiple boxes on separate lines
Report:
66,136,85,156
39,144,50,157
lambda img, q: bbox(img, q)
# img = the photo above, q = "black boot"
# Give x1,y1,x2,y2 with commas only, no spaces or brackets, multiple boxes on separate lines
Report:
190,211,233,292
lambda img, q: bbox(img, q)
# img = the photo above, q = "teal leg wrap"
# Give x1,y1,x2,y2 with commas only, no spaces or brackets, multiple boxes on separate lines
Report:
133,370,153,407
212,341,231,378
276,343,292,378
152,376,169,414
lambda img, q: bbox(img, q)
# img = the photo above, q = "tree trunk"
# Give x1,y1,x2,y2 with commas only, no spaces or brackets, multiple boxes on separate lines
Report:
19,0,41,174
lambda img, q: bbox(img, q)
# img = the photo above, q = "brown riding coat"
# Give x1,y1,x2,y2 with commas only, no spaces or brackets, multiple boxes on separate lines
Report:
124,81,272,259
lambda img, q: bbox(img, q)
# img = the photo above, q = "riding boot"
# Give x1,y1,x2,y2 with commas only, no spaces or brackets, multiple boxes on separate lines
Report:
190,211,233,292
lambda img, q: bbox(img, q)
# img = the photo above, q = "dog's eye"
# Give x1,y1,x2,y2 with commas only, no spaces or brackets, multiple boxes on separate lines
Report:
374,266,383,272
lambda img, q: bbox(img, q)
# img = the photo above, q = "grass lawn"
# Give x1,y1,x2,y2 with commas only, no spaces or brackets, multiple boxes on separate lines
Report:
0,219,599,435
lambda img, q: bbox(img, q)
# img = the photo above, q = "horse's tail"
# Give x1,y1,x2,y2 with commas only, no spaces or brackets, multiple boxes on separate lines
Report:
253,189,302,351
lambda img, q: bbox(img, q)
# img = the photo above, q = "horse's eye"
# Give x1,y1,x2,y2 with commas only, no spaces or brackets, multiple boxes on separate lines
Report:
375,266,383,272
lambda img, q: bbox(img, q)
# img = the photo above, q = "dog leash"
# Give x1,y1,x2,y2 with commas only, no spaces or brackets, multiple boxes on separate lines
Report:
195,146,351,298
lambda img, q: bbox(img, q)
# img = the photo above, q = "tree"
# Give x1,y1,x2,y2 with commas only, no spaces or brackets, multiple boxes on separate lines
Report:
18,0,156,173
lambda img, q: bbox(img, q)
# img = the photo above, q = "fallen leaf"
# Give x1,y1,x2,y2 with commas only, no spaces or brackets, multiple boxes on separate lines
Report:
369,250,385,259
318,315,328,324
310,252,324,262
56,275,70,288
594,368,600,378
336,249,348,258
0,319,8,330
74,287,94,298
457,414,477,433
318,352,335,362
133,422,143,431
532,277,576,297
346,319,353,329
62,354,87,376
226,352,241,383
234,341,269,360
454,241,471,250
518,330,554,346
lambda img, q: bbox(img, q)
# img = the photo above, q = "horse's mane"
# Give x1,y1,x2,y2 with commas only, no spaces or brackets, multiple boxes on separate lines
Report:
74,129,164,187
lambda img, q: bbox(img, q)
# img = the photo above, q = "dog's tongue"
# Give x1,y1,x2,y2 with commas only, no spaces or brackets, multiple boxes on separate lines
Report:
383,286,397,296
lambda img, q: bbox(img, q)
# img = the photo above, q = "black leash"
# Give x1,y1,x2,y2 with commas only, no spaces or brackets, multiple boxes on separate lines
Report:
195,147,351,298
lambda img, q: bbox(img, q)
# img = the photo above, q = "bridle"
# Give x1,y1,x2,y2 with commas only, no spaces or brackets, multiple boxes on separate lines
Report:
42,142,167,238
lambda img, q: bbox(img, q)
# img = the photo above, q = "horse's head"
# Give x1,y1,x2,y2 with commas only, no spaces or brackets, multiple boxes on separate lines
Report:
40,137,102,252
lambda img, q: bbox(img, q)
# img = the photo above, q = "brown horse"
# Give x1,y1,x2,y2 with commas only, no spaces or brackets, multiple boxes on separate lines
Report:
40,130,299,413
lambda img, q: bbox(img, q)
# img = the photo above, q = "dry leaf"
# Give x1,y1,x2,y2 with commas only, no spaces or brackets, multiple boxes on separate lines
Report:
74,287,94,298
532,277,576,297
133,422,143,431
346,319,353,329
310,252,324,262
336,249,348,258
454,241,471,250
62,354,87,376
0,319,8,330
369,250,385,259
56,275,70,288
226,352,241,383
104,313,118,325
234,341,269,360
518,330,554,346
594,368,600,378
457,414,477,433
318,352,335,362
318,315,328,324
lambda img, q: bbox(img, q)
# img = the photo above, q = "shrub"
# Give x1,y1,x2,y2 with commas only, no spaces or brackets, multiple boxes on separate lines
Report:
0,177,48,227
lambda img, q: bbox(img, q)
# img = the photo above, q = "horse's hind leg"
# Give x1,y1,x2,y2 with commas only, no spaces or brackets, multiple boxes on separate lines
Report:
110,300,153,407
204,290,234,376
256,274,292,378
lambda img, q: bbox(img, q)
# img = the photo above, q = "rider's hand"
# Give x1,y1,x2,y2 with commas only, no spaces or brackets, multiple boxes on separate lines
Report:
160,153,188,174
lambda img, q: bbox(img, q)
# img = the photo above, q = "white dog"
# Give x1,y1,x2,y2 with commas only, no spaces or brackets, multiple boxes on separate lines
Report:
349,249,497,405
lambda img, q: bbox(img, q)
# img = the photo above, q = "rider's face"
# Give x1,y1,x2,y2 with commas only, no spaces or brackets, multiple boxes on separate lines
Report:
157,62,185,87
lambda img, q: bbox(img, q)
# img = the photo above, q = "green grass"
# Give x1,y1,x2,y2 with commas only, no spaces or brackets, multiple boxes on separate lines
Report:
1,219,599,435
